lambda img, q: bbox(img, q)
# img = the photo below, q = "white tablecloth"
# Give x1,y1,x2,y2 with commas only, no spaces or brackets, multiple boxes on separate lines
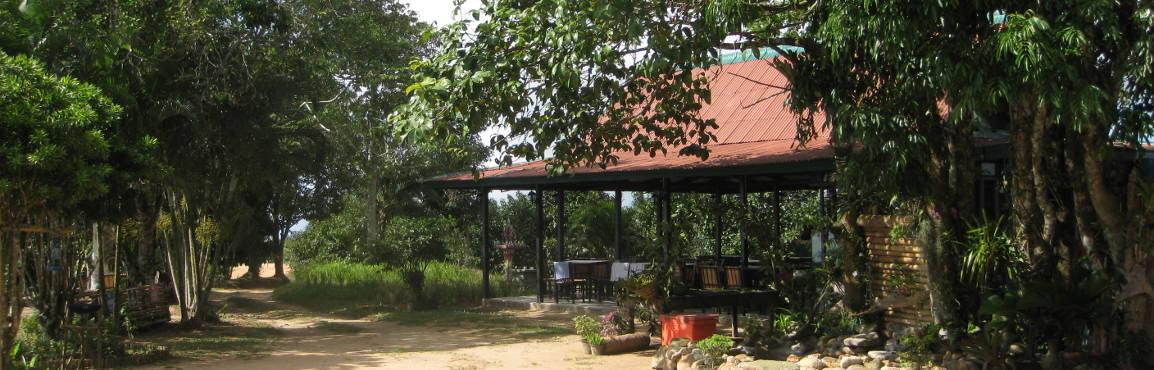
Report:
610,262,649,281
551,262,567,280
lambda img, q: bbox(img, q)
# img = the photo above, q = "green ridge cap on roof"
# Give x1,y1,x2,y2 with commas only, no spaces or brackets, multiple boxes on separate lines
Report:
718,46,804,65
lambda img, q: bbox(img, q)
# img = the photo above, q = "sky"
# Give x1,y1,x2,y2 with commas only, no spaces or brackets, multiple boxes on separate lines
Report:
406,0,481,26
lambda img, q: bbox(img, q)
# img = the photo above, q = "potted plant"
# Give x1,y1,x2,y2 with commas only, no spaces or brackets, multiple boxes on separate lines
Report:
618,268,659,301
573,315,604,354
574,313,650,355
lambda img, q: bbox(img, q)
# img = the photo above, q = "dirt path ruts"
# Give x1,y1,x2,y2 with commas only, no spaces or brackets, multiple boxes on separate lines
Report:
139,288,655,370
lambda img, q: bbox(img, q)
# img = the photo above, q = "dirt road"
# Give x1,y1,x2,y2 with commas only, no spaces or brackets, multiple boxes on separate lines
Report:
140,288,654,370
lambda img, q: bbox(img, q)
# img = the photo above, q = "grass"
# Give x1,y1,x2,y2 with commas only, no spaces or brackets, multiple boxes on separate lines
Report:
163,328,280,359
273,261,532,312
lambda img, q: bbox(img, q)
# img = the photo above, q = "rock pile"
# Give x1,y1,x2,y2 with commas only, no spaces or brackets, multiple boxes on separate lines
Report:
652,340,786,370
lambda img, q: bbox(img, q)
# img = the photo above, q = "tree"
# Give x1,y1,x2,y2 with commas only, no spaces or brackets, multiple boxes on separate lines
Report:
395,0,1154,357
4,0,439,322
0,51,119,366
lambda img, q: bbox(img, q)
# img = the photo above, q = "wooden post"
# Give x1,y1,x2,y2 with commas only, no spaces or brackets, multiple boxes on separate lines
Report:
534,189,545,303
614,190,623,260
556,191,566,261
481,189,491,299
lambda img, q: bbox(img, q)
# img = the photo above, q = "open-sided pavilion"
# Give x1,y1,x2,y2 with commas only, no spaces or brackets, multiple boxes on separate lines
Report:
420,53,840,302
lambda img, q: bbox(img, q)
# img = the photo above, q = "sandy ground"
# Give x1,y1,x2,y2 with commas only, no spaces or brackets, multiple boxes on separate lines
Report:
228,262,294,280
140,288,655,370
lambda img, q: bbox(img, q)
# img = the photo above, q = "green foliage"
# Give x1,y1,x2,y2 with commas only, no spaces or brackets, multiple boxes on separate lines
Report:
976,277,1112,358
958,216,1025,294
695,334,732,365
814,310,861,339
380,215,454,271
393,0,734,170
888,266,920,296
273,261,529,310
898,324,942,366
572,315,604,345
0,52,120,217
740,315,778,348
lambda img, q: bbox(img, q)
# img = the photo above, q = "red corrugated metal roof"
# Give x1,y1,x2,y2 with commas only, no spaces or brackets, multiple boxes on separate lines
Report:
427,57,832,185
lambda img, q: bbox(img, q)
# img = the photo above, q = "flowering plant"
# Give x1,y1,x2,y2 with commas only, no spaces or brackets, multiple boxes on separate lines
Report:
573,315,604,345
599,311,619,337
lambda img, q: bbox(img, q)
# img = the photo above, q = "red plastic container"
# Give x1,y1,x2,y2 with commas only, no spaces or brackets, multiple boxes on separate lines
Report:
659,313,720,345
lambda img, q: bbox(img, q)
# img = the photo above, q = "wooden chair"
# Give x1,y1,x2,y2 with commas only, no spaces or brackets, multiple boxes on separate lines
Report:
700,266,724,290
724,266,744,289
590,262,612,301
569,262,596,302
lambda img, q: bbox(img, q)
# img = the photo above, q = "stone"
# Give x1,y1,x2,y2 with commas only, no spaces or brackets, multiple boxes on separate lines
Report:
1008,343,1027,356
846,366,867,370
884,339,901,352
735,354,754,362
843,333,882,348
786,354,801,362
662,347,691,370
690,359,708,370
790,342,809,355
797,356,826,369
719,363,735,370
676,353,695,370
655,343,690,369
863,360,883,370
866,351,896,361
841,346,859,355
737,360,802,370
822,357,839,368
839,356,865,368
880,367,904,370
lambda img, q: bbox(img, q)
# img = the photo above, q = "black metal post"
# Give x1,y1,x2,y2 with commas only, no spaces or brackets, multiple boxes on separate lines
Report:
816,188,828,265
557,191,566,260
481,189,491,298
535,189,545,303
661,178,672,255
740,177,749,270
614,190,623,260
774,191,783,249
713,192,722,261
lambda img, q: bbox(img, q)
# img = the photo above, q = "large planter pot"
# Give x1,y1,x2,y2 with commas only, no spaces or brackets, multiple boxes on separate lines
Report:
589,341,607,355
579,338,591,354
600,333,651,355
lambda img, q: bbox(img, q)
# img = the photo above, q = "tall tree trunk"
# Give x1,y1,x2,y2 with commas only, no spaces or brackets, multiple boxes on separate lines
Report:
1009,102,1049,275
90,223,104,293
839,207,867,312
273,228,288,281
137,195,160,284
365,174,379,248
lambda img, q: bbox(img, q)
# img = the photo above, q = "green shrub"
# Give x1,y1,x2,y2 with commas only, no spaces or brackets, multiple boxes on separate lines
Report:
274,261,530,310
696,334,732,367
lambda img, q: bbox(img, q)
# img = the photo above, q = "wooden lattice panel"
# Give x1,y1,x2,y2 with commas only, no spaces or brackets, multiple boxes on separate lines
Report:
857,216,932,328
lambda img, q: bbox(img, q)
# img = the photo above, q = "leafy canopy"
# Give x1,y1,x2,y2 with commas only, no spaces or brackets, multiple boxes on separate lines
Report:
0,52,120,216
